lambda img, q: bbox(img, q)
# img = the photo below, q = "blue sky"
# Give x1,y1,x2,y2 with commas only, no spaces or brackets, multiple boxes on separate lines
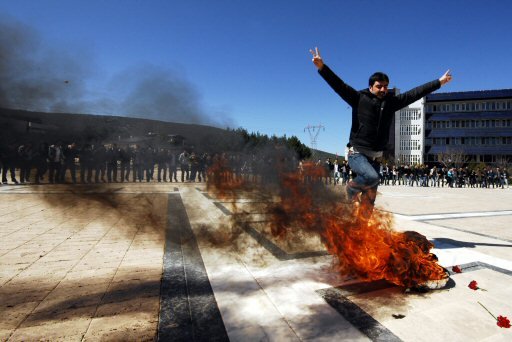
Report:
1,0,511,155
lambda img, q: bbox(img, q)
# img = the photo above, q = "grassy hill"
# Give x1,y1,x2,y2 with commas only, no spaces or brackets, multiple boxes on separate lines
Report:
0,107,334,158
0,107,242,152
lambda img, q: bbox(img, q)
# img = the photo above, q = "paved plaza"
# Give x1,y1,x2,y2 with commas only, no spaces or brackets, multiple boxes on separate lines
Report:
1,182,511,341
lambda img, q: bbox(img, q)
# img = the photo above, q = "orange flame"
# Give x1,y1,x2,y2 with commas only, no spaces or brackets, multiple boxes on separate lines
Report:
208,158,446,288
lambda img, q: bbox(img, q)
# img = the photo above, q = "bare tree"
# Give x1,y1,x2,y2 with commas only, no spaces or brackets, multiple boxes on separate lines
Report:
436,146,468,168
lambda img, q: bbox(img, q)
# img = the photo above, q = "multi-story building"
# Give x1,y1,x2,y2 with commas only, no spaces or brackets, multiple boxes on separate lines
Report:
394,99,425,165
423,89,512,165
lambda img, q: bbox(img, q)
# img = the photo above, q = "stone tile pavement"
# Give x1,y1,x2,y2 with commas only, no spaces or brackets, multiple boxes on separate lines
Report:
1,184,168,341
0,183,511,341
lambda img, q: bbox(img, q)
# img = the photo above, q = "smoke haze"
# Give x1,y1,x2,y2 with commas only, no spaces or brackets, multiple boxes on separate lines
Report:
0,15,233,128
0,16,91,113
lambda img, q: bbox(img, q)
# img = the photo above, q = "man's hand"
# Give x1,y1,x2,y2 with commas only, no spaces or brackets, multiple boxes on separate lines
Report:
439,70,452,86
309,47,324,70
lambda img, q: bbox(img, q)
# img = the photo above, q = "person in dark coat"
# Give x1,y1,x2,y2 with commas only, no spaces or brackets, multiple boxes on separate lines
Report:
310,47,452,221
61,142,79,183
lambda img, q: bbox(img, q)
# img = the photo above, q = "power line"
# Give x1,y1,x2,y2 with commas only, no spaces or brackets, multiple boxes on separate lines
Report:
304,124,325,156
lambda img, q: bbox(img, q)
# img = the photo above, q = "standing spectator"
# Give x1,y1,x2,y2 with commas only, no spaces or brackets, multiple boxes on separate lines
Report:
119,145,133,182
324,158,333,185
333,159,340,185
61,142,79,184
189,152,199,182
446,168,454,187
197,153,207,182
439,167,446,187
18,142,34,184
464,167,470,187
106,144,120,183
398,164,406,185
1,142,19,184
93,144,107,183
430,166,438,187
156,148,168,182
497,167,505,189
457,167,465,188
144,146,156,182
469,169,477,188
132,145,144,182
34,142,49,184
341,160,349,185
167,149,178,182
179,150,190,182
48,142,63,184
391,165,398,185
479,168,487,188
79,143,94,184
487,168,496,188
383,163,390,185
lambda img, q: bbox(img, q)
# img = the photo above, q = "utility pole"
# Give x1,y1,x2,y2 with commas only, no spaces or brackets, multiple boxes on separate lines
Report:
304,124,325,157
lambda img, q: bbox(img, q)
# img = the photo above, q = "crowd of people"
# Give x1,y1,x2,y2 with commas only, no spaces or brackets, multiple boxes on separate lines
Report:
0,141,510,190
323,158,510,189
0,141,216,185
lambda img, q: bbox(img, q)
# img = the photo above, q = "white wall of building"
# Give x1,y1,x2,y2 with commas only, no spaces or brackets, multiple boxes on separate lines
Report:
394,98,425,165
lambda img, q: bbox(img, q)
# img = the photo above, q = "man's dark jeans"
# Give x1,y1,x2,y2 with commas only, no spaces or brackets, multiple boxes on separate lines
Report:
346,153,381,220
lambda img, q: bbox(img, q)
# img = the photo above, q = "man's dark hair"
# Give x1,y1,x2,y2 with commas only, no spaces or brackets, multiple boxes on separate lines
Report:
368,72,389,87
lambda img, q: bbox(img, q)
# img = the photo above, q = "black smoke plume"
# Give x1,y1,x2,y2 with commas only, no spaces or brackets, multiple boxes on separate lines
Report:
0,15,91,113
0,15,233,127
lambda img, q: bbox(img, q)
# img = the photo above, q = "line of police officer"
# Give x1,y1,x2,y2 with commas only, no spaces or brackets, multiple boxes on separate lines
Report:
0,141,211,185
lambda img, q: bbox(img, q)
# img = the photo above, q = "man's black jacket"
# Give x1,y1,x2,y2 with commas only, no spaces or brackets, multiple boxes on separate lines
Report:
319,65,441,151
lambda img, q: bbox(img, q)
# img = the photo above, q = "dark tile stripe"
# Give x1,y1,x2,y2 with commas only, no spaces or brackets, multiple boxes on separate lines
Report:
211,200,328,261
318,287,402,342
213,202,232,215
158,193,229,341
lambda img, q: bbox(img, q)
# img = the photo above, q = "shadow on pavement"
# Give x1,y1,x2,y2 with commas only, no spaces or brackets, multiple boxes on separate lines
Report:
431,237,512,249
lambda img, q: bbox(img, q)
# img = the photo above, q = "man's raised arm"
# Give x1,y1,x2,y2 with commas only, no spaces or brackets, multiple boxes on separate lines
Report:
310,47,359,107
394,70,453,109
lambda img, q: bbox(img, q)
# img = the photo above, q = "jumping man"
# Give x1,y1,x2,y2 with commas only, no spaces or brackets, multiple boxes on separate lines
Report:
310,47,452,221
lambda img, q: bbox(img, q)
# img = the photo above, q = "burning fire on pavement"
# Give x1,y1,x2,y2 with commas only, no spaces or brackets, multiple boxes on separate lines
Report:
207,156,449,290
